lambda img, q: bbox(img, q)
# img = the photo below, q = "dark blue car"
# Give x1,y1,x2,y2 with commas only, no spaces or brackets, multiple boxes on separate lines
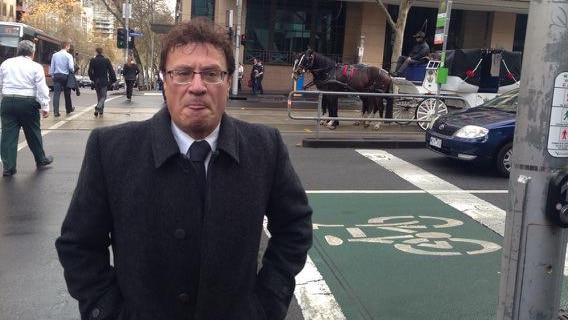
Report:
425,88,518,177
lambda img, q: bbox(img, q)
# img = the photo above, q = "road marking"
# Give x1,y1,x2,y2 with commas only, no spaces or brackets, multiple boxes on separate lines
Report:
295,150,510,318
307,190,508,194
356,149,507,236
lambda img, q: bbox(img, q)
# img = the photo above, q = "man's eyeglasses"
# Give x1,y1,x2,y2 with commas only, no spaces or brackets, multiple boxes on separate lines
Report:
165,69,228,85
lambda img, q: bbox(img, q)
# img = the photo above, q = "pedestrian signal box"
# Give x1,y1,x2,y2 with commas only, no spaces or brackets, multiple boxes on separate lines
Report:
117,28,128,49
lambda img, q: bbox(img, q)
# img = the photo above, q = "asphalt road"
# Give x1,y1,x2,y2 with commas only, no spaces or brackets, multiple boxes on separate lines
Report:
0,89,516,319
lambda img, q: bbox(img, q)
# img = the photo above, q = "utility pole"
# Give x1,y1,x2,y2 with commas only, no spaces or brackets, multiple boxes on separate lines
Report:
497,1,568,319
123,0,130,64
231,0,242,96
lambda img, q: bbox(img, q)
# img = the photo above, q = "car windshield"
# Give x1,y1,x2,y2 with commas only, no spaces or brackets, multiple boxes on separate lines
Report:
482,89,519,112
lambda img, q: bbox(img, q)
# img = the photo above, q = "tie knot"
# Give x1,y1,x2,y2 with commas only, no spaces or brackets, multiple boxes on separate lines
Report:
188,140,210,162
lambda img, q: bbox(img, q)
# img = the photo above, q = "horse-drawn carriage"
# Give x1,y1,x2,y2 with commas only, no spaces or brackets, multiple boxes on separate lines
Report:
392,48,522,129
291,48,522,130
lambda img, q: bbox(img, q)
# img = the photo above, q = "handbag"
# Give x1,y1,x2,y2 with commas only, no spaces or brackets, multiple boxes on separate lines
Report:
66,73,78,89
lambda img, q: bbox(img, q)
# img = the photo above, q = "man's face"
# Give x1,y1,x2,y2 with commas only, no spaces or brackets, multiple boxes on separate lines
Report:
163,43,231,139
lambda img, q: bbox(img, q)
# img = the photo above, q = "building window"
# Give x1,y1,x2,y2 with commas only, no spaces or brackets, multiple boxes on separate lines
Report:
192,0,214,20
244,0,345,65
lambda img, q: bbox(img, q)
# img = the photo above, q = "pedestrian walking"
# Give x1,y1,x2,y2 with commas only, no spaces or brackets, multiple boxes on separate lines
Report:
254,59,264,94
49,40,75,116
0,40,54,176
56,17,312,320
88,47,117,117
250,57,258,94
122,56,139,100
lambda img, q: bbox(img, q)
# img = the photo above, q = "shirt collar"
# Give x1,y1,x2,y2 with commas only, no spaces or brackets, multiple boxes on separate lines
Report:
171,119,220,155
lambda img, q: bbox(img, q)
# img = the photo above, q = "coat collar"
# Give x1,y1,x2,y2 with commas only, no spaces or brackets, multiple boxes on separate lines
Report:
151,107,240,168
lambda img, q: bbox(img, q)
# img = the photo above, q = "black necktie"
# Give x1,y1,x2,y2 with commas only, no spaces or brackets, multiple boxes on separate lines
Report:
188,140,210,201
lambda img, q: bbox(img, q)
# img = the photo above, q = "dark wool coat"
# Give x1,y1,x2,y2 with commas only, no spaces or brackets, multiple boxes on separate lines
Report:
88,54,117,87
55,108,313,320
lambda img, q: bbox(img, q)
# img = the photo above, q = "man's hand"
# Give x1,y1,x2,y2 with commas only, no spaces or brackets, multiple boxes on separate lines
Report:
41,110,49,118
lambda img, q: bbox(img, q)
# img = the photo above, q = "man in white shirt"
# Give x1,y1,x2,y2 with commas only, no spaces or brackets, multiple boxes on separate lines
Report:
49,40,75,117
0,40,54,176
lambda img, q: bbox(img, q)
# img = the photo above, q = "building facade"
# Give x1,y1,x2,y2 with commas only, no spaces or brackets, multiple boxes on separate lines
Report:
0,0,18,21
177,0,529,92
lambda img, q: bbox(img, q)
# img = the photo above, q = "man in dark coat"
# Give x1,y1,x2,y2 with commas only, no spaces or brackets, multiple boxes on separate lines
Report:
392,30,431,77
55,17,313,320
88,47,117,117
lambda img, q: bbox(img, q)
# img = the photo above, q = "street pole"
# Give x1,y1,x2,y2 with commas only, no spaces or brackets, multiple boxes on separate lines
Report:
124,0,130,64
231,0,242,96
150,0,155,89
497,1,568,319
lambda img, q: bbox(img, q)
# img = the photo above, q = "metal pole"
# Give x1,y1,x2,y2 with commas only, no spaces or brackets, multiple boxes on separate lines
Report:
124,0,129,64
436,0,452,103
231,0,242,96
357,36,365,64
150,0,155,89
497,1,568,319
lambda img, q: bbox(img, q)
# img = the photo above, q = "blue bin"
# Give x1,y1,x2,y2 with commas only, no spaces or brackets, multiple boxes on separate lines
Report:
295,75,304,90
405,64,426,81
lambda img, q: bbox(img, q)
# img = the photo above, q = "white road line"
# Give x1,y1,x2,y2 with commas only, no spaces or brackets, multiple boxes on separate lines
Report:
294,256,346,320
356,149,507,236
307,190,508,194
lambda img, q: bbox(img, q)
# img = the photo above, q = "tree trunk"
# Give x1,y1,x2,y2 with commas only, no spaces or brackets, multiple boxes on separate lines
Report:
374,0,414,71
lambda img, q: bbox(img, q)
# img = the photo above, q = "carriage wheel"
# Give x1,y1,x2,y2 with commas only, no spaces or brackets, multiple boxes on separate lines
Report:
393,105,415,125
415,98,448,130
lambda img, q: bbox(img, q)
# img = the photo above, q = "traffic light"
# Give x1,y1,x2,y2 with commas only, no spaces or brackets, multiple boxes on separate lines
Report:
240,34,247,46
117,28,127,49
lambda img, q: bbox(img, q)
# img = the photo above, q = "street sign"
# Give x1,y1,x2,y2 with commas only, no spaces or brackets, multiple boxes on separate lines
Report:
129,31,143,37
547,72,568,157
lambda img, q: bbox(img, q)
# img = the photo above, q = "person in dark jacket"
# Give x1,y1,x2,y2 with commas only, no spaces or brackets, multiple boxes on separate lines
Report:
88,47,117,117
55,17,313,320
122,56,139,100
392,31,431,77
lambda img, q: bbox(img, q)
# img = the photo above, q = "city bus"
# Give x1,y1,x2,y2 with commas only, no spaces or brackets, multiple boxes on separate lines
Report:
0,22,62,88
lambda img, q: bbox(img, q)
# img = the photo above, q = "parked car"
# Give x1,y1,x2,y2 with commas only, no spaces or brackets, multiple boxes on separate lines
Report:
425,88,518,177
76,76,93,88
108,80,125,91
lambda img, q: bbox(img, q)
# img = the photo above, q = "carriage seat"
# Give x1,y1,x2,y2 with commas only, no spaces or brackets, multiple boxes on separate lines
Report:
404,63,427,82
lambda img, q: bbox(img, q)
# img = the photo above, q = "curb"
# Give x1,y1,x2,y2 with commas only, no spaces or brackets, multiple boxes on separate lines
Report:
300,136,426,148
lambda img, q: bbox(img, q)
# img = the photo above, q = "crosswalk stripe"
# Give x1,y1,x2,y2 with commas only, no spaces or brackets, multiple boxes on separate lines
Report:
356,149,507,236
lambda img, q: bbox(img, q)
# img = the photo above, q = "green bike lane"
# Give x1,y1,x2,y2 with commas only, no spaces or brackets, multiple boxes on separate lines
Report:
294,149,568,319
306,192,503,319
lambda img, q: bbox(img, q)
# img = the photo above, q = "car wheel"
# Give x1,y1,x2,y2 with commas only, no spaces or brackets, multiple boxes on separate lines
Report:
496,142,513,177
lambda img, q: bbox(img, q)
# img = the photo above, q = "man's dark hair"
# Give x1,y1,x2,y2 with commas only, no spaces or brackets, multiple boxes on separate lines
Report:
159,17,235,77
96,47,103,55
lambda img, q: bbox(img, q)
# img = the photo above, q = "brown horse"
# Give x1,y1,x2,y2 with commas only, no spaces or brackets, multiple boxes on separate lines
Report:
292,49,393,130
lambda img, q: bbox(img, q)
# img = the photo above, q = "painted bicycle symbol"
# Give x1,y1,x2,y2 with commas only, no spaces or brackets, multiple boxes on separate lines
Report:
314,215,501,256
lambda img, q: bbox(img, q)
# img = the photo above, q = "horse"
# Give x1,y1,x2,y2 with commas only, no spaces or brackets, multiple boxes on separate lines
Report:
292,49,393,130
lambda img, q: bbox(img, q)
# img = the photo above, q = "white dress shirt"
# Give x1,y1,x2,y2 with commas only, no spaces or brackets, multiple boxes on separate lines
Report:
49,49,74,75
171,121,220,174
0,55,51,111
